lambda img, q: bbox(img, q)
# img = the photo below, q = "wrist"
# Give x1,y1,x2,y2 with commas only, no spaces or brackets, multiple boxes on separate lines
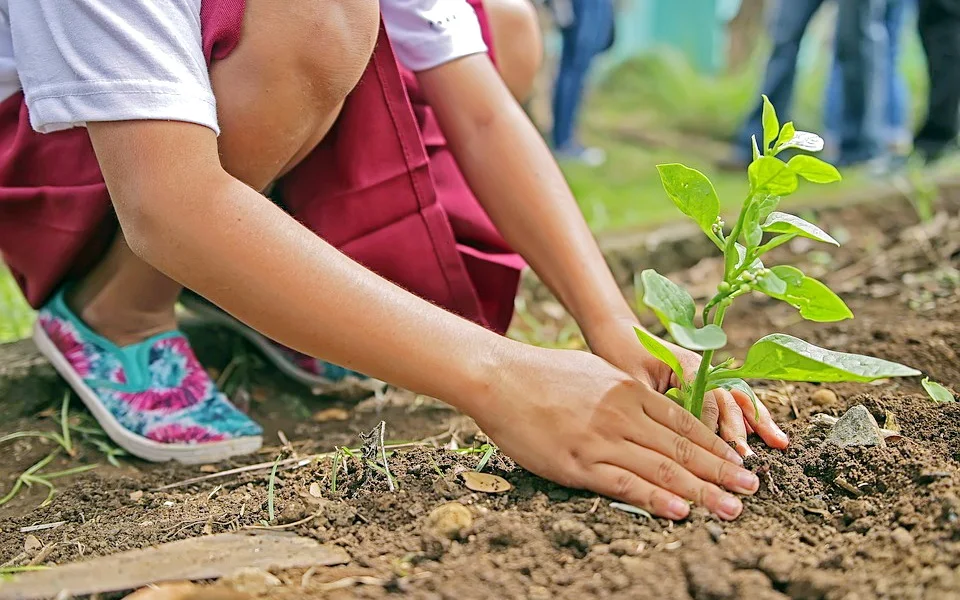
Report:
441,330,523,416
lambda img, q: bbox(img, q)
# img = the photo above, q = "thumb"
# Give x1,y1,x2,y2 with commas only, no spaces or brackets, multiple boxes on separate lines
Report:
700,390,720,432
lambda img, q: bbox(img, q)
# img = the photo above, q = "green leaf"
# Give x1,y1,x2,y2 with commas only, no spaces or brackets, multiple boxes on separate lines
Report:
718,334,921,383
665,387,685,405
764,266,853,322
761,94,779,153
708,377,760,420
775,129,825,153
787,155,842,184
742,194,781,249
922,378,955,403
657,164,721,236
753,269,787,295
634,326,684,382
639,269,695,328
734,243,763,271
762,212,839,246
748,156,798,195
751,135,761,161
774,121,796,152
667,323,728,351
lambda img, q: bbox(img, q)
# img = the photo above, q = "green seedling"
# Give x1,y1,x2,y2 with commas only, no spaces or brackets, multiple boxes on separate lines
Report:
635,96,921,419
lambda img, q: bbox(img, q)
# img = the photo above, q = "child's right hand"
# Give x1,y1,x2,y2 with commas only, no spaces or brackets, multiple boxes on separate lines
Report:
470,345,760,521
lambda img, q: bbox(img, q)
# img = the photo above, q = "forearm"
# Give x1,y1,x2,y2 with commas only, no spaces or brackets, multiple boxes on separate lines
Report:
419,56,635,333
90,124,509,412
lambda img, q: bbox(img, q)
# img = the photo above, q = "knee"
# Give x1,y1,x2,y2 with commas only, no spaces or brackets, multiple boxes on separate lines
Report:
487,0,543,102
211,0,380,186
294,0,380,102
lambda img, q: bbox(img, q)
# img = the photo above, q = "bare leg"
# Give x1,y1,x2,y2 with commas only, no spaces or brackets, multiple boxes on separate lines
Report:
485,0,543,103
67,0,378,347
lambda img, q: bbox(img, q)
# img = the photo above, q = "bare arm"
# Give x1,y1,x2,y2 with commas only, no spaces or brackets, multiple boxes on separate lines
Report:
417,54,790,453
87,120,505,406
417,54,636,335
86,119,756,522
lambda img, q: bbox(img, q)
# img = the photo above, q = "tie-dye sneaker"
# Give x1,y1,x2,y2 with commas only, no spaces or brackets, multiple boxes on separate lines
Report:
32,290,263,464
179,292,378,391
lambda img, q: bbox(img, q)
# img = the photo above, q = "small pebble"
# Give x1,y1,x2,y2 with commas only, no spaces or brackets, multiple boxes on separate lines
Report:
811,389,839,407
23,534,42,555
423,502,473,540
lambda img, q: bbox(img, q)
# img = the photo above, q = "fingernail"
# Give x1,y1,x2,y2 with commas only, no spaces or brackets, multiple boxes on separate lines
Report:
726,447,744,465
718,495,743,520
668,498,690,520
736,470,760,493
737,439,754,457
776,428,790,444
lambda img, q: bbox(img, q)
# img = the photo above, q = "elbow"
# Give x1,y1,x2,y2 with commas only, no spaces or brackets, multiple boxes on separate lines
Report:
111,168,227,268
113,196,163,264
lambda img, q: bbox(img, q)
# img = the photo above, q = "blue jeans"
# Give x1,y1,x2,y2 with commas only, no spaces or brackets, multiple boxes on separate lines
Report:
551,0,615,149
735,0,888,164
825,0,914,147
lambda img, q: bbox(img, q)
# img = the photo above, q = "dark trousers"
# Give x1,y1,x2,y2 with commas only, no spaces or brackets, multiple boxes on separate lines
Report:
551,0,615,149
915,0,960,155
735,0,887,164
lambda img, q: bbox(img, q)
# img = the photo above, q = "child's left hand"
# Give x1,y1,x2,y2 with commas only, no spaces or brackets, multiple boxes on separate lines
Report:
585,316,790,457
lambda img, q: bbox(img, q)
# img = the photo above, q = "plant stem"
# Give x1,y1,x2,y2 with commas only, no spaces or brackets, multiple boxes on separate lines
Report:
690,303,730,418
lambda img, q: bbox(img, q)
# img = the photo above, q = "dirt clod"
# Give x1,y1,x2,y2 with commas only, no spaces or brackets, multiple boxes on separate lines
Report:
891,527,914,548
550,519,598,554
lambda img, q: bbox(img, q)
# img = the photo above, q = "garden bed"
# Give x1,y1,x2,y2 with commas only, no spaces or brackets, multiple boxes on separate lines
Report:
1,183,959,599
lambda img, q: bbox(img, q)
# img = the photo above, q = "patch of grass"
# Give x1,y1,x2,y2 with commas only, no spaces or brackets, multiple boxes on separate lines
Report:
0,266,33,343
0,395,125,508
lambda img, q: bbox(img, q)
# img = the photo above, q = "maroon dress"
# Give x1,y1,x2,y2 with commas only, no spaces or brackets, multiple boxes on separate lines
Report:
0,0,523,335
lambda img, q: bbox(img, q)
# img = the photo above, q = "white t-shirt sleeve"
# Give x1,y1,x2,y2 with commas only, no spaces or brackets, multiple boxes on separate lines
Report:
380,0,488,72
7,0,218,134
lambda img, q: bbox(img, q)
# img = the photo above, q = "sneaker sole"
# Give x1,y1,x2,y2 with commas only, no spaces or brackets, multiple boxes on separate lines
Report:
179,294,379,392
33,321,263,464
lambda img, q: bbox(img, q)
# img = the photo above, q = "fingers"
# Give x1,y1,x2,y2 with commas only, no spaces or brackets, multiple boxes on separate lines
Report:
717,389,752,457
732,389,790,449
642,394,743,465
590,463,691,520
700,390,720,432
613,445,748,520
627,418,760,496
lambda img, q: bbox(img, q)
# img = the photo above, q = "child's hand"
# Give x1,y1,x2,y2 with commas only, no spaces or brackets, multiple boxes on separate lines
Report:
584,317,790,457
472,345,760,521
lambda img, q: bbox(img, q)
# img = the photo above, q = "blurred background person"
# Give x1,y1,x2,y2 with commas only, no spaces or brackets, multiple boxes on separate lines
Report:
824,0,914,167
549,0,616,165
914,0,960,162
718,0,890,170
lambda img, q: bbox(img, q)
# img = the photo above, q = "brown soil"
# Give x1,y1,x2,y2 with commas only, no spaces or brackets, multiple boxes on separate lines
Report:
2,189,959,600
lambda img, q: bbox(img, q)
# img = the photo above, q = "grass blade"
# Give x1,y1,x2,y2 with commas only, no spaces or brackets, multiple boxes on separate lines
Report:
267,453,282,522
